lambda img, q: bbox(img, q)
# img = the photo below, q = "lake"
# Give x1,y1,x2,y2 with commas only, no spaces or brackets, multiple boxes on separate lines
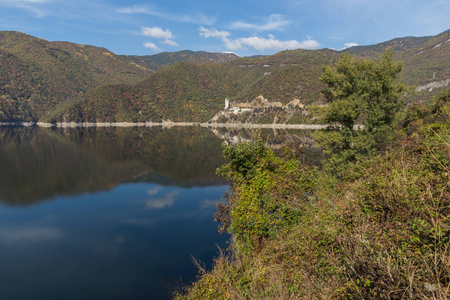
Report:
0,126,318,300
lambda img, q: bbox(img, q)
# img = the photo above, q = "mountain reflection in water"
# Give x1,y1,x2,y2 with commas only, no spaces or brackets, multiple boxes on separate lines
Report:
0,126,227,205
0,126,319,300
0,126,320,206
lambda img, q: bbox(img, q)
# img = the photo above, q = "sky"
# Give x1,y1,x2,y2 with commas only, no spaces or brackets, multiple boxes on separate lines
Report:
0,0,449,57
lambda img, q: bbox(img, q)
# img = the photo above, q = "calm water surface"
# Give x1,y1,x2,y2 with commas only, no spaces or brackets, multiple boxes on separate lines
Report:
0,126,318,300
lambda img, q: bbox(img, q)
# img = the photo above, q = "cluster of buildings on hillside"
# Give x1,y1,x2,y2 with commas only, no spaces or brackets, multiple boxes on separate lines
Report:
224,95,305,114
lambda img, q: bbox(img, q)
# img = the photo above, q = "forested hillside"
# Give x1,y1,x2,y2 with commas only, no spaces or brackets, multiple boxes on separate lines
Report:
47,63,240,122
0,49,50,121
0,31,152,121
227,48,340,104
121,50,238,71
344,29,450,103
1,29,449,123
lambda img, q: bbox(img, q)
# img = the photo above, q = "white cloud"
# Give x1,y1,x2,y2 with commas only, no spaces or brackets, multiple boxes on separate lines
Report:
146,191,179,209
297,38,321,49
199,27,320,52
223,51,240,57
199,26,230,39
198,27,241,50
143,42,161,52
142,26,173,39
142,27,179,50
342,42,359,49
229,14,290,32
0,0,51,16
221,38,241,51
116,5,150,14
162,39,179,47
117,5,216,25
237,36,319,51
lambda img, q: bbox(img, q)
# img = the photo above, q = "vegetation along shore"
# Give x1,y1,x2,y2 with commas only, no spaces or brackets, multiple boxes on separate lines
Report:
174,51,450,299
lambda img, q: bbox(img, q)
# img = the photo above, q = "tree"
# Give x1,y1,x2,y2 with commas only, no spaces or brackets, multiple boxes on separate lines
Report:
317,50,407,173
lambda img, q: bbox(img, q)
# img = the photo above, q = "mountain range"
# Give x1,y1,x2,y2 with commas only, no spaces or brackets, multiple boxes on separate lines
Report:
0,29,448,123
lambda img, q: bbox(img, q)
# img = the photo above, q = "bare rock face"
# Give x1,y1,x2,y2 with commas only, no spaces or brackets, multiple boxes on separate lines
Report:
285,99,305,109
416,78,450,92
250,95,283,108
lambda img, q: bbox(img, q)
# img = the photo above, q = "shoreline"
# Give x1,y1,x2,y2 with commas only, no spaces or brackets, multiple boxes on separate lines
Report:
0,121,327,130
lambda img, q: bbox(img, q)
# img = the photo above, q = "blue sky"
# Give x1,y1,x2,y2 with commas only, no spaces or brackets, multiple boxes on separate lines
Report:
0,0,449,56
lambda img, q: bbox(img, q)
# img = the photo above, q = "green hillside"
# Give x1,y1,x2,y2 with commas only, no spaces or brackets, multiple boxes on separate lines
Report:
47,62,239,122
227,48,340,104
122,50,239,71
399,29,450,85
343,35,433,57
0,31,152,121
47,49,340,122
0,49,50,121
1,29,449,123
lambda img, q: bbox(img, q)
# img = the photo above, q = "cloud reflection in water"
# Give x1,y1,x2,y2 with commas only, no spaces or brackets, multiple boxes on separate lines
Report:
145,190,179,209
0,227,63,244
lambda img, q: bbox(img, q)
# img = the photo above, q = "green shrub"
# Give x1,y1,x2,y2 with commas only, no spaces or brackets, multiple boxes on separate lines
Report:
216,138,317,253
